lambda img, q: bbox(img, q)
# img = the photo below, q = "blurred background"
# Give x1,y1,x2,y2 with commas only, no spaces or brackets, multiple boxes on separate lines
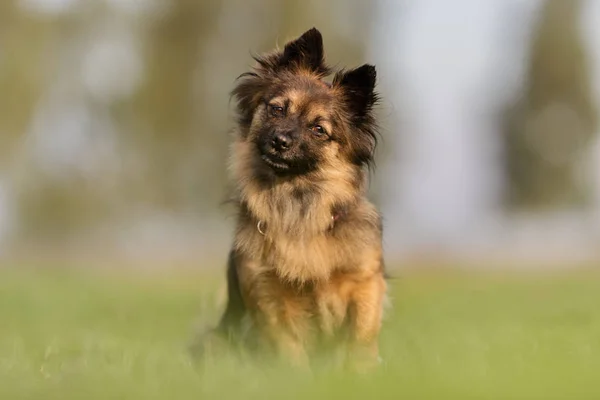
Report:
1,0,600,270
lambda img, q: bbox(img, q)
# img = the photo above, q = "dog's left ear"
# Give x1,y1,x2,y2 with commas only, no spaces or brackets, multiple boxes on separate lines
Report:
278,28,328,75
333,64,378,121
334,64,379,167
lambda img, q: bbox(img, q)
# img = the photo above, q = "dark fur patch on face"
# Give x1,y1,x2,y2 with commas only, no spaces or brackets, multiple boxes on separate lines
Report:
231,28,379,173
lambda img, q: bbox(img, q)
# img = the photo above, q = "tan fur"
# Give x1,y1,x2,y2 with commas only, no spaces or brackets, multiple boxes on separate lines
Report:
199,28,387,372
229,100,386,370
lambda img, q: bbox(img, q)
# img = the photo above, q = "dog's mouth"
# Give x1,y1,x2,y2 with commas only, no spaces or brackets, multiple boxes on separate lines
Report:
261,153,291,172
256,141,315,176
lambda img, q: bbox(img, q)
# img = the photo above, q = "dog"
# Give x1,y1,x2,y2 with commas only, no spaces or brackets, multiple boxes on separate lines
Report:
193,27,387,372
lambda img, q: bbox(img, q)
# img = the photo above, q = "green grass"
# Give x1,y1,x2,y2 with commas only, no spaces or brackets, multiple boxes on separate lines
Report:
1,267,600,399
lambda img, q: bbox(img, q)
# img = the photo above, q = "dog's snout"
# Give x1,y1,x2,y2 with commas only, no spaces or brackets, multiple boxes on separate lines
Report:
272,132,293,151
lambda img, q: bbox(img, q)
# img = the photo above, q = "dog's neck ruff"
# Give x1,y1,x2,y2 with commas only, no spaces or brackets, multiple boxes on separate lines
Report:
256,212,343,236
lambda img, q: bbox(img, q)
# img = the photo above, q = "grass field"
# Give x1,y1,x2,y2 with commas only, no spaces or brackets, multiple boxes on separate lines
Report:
1,266,600,399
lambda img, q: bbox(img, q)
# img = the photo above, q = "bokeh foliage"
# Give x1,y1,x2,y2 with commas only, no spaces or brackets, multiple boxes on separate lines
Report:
502,0,598,210
1,0,598,250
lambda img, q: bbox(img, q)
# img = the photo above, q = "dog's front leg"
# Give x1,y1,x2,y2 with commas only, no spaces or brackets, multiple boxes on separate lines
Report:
241,269,312,369
347,271,386,373
266,324,310,368
253,305,311,369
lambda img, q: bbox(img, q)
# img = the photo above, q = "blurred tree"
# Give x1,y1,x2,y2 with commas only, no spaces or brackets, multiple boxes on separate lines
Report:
12,1,230,245
128,0,225,213
12,3,127,242
502,0,598,210
0,3,57,168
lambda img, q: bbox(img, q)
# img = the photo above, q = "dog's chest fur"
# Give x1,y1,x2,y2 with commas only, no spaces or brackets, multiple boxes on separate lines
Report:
230,149,372,282
234,195,354,283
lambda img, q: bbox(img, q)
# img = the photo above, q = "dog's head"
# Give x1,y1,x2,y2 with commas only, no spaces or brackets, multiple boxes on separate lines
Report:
231,28,378,178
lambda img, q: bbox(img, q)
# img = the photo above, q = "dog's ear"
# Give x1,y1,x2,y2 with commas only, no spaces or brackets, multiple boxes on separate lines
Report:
333,64,378,120
333,64,379,167
277,28,327,74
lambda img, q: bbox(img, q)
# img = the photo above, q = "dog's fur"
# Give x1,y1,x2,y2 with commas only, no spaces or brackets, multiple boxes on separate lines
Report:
194,28,386,372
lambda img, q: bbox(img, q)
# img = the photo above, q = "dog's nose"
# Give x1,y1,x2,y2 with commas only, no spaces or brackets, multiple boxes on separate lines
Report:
272,133,292,151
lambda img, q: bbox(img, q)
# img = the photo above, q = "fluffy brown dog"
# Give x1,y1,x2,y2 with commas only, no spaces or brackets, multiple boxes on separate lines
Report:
196,27,387,372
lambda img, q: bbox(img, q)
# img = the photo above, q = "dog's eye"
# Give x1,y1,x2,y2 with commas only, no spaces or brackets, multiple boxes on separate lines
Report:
269,104,285,117
311,125,326,137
